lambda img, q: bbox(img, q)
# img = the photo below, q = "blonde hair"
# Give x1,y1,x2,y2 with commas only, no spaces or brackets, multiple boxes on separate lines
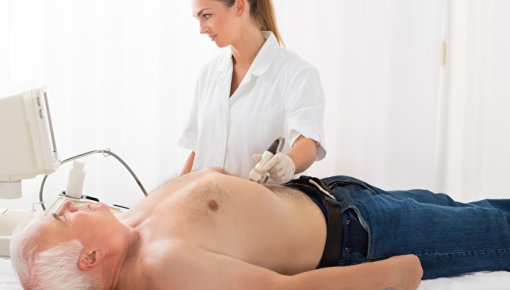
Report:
219,0,284,46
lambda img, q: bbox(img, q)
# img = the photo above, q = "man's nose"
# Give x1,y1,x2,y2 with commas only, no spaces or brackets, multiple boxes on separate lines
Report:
57,200,75,215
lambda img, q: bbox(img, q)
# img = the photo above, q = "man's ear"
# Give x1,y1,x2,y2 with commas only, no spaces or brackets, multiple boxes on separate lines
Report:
78,249,106,271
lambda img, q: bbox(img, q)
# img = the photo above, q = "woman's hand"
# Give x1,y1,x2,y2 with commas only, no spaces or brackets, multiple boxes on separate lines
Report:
262,153,296,183
252,153,296,183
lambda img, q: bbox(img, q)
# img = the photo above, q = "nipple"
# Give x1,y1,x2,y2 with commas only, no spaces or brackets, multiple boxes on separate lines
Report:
208,200,219,211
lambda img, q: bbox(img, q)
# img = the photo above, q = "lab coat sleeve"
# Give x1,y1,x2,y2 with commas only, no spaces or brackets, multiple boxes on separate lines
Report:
178,76,201,151
285,65,327,160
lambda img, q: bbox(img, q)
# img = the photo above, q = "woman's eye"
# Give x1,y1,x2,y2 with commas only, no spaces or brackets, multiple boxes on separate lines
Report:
203,14,211,20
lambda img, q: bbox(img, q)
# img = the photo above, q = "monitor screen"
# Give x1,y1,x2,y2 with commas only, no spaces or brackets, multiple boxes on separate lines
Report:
0,86,59,198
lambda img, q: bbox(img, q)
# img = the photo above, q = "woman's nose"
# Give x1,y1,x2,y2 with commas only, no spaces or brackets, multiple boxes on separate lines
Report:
199,22,208,34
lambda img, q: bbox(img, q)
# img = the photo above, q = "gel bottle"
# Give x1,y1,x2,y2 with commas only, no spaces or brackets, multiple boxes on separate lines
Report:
66,161,85,199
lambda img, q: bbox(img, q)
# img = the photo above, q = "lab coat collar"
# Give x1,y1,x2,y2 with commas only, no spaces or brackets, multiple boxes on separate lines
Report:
249,31,279,76
216,31,279,77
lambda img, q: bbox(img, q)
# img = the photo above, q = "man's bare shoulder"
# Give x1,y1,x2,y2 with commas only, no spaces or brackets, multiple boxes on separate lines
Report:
139,239,194,289
141,240,231,290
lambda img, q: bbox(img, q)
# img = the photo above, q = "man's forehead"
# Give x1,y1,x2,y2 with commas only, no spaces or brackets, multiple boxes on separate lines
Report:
40,214,63,228
30,216,71,244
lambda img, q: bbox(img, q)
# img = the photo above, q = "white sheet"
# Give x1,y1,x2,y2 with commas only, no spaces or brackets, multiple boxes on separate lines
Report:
0,258,22,290
419,271,510,289
1,257,509,289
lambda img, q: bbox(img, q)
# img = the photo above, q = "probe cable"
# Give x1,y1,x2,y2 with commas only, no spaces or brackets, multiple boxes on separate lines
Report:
38,149,148,210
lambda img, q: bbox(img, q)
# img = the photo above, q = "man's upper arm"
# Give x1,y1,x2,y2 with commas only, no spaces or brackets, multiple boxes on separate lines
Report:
153,246,422,290
156,246,289,290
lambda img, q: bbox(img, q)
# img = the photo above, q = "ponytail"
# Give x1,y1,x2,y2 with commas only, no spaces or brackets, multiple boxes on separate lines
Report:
249,0,284,46
217,0,285,46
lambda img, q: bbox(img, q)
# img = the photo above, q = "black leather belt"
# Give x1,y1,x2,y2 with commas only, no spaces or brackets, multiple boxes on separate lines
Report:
287,176,343,268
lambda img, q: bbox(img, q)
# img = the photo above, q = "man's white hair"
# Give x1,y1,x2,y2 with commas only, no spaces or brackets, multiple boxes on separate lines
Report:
10,221,100,290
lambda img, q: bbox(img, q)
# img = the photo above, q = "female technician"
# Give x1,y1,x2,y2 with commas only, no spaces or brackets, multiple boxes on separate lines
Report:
179,0,326,183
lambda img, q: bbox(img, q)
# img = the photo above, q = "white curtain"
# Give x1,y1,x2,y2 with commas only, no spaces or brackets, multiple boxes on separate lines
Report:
440,0,510,201
0,0,217,208
278,0,444,192
1,0,509,210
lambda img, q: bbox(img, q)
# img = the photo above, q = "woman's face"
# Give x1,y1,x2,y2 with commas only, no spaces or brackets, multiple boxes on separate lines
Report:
192,0,239,47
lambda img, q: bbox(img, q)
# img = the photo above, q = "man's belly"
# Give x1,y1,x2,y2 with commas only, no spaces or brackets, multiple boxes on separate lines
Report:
148,172,328,275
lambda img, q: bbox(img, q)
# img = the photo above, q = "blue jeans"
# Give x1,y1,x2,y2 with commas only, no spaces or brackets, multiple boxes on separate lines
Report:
321,175,510,279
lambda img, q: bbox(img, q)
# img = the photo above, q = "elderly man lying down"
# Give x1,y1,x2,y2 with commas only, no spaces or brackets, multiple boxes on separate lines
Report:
10,168,510,290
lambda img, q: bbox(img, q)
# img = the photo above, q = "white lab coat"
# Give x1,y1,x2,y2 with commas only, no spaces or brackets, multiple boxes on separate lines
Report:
179,31,326,179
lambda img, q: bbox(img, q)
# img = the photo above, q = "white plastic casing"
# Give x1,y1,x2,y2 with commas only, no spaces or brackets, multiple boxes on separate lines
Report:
0,85,60,198
66,161,86,199
248,151,274,183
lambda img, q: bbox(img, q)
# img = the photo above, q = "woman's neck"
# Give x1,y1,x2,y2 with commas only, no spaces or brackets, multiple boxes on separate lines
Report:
230,27,265,68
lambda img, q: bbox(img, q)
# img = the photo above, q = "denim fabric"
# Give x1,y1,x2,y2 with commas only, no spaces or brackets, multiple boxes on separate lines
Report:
321,175,510,279
337,209,368,265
